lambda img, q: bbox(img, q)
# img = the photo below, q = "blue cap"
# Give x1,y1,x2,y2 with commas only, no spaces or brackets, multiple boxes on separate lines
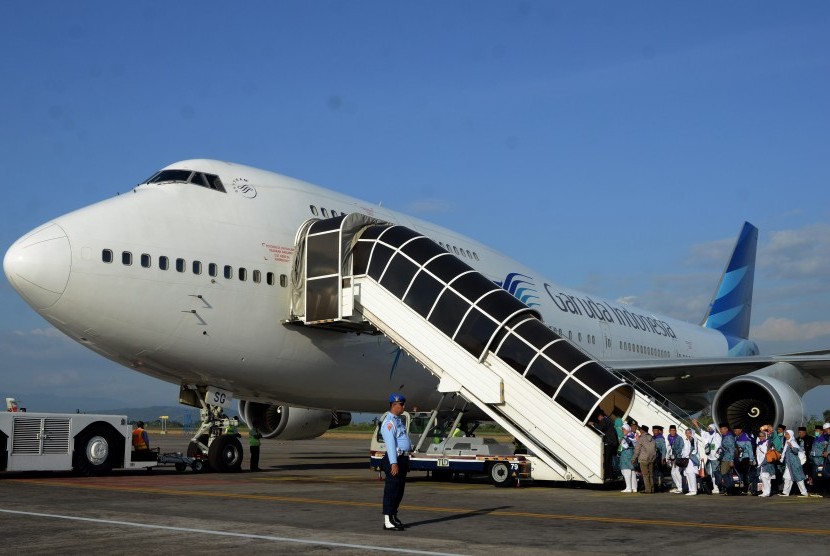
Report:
389,393,406,403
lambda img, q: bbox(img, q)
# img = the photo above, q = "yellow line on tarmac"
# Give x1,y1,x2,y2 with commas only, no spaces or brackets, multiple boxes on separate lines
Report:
11,479,829,536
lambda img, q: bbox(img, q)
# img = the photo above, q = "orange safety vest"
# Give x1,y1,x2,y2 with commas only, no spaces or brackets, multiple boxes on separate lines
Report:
132,427,148,450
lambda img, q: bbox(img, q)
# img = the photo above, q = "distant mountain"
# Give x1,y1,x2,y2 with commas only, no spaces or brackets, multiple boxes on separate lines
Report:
90,405,203,425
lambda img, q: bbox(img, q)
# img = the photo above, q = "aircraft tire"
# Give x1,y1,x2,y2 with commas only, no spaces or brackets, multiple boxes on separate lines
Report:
208,434,243,473
186,434,208,457
73,424,117,476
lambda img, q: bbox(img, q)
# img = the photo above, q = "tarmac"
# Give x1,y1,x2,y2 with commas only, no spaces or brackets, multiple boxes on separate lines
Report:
1,432,828,555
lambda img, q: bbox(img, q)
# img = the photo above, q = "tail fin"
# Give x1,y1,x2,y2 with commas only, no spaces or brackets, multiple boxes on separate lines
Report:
701,221,758,341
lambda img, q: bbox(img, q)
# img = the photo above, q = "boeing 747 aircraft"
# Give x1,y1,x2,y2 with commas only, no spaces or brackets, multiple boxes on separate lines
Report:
4,160,829,474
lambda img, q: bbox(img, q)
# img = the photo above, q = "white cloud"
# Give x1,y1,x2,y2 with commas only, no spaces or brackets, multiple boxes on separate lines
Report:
13,327,67,339
616,295,637,305
605,223,830,353
687,237,734,270
759,223,830,281
751,317,830,342
32,370,82,388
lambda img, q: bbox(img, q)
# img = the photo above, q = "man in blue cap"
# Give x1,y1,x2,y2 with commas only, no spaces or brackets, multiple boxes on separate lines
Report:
381,393,412,531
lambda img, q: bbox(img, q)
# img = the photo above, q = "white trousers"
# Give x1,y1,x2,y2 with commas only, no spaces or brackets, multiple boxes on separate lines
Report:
759,471,772,496
622,469,637,492
782,467,807,496
671,464,683,490
683,465,698,493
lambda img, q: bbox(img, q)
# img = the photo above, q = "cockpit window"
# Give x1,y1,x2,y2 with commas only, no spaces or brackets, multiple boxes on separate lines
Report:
147,169,193,184
144,169,226,193
189,172,208,187
204,173,226,192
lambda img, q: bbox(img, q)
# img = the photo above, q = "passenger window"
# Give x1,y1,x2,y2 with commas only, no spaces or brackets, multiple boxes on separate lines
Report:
102,249,113,263
452,246,460,255
176,258,185,272
466,250,472,258
193,261,202,275
224,265,232,279
321,208,329,218
267,272,275,286
253,270,261,283
279,273,286,287
208,263,217,277
141,254,151,268
159,256,169,270
239,268,247,281
310,205,318,216
122,251,132,265
473,252,479,261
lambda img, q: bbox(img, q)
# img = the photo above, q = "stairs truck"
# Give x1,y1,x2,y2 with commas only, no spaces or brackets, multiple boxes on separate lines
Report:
370,404,531,487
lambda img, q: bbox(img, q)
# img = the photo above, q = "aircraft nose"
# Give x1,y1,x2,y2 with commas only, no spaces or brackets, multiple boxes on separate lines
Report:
3,223,71,309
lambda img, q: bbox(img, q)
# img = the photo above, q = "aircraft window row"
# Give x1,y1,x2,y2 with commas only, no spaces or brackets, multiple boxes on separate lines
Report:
144,169,226,193
102,250,285,287
437,241,479,261
309,205,347,219
619,340,669,358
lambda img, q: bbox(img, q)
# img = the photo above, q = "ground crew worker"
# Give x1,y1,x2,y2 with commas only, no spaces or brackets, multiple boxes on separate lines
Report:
132,421,149,451
381,393,411,531
249,427,263,472
223,413,240,437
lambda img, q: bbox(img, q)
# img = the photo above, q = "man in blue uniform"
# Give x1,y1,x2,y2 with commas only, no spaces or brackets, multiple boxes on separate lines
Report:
381,393,412,531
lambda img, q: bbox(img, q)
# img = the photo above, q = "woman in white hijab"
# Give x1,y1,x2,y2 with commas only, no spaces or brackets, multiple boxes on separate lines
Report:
680,428,700,495
755,429,775,497
619,424,637,493
779,429,809,497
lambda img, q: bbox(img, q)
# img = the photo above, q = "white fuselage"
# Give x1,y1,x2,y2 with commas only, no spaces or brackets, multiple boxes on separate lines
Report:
3,160,728,412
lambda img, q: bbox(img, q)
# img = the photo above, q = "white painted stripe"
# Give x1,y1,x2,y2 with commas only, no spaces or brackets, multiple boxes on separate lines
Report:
0,508,464,556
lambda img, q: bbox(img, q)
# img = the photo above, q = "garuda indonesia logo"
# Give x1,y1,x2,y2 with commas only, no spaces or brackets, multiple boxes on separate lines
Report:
496,272,540,308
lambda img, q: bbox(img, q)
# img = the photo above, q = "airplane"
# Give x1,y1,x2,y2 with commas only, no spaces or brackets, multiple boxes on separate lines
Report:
4,159,829,471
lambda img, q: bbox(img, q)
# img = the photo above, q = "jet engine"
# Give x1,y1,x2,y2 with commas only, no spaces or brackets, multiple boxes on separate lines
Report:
711,371,805,431
238,400,351,440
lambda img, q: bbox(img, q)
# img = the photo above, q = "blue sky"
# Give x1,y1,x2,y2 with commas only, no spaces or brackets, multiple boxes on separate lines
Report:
1,2,829,415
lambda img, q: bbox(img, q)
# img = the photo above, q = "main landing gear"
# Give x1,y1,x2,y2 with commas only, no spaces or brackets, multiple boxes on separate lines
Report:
182,386,244,473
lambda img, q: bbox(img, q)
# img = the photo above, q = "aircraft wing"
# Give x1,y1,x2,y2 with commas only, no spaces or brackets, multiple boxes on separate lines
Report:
606,353,830,411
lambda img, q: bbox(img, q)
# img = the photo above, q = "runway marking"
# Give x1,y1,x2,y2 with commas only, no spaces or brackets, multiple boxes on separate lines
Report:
9,479,830,536
0,508,463,556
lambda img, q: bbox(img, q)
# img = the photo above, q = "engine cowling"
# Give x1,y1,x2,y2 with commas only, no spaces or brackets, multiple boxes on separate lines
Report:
238,400,351,440
711,373,804,431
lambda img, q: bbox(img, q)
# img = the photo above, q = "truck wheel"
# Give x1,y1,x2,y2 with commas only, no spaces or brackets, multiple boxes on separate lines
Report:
208,434,243,473
191,459,204,473
489,461,513,487
73,425,117,476
175,462,187,472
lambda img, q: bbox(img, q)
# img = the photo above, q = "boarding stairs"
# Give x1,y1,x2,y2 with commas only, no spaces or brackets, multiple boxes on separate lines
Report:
289,214,691,483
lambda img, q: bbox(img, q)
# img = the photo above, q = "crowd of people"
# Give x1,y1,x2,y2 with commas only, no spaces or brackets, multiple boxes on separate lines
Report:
597,409,830,497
